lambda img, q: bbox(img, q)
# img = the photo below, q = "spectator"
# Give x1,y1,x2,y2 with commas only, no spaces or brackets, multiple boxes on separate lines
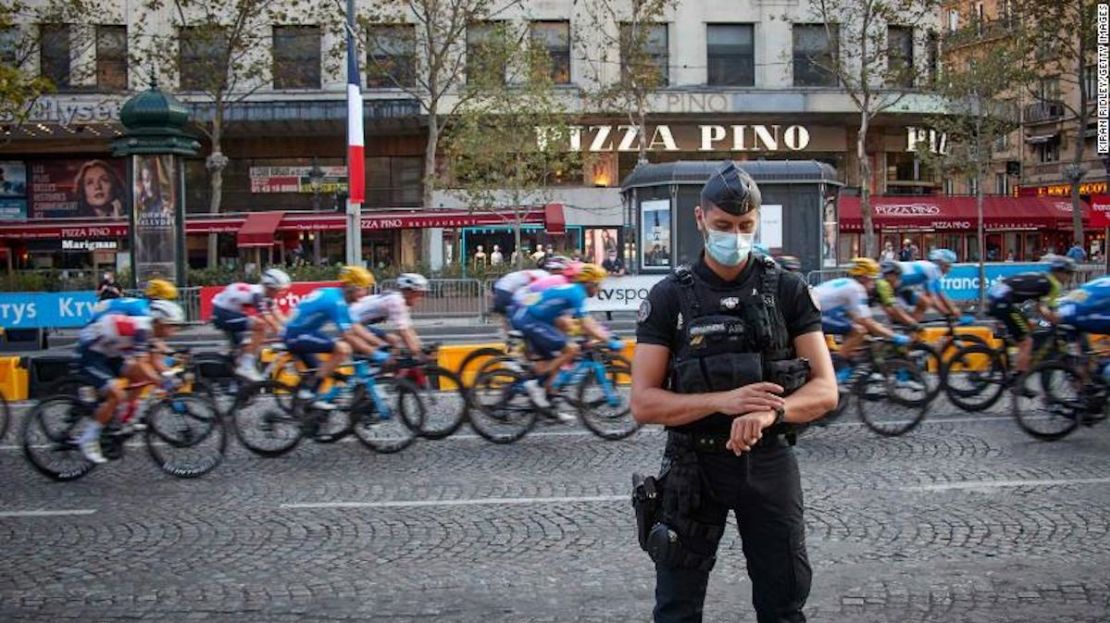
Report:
97,271,123,301
1067,241,1087,262
602,250,626,276
899,238,916,261
880,241,895,262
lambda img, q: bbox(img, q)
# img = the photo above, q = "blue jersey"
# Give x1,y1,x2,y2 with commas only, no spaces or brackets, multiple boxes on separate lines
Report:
519,283,588,324
898,261,943,295
1058,276,1110,334
89,297,149,323
284,288,353,335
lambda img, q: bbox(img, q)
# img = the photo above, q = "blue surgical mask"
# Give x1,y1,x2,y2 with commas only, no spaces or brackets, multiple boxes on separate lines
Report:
704,228,755,266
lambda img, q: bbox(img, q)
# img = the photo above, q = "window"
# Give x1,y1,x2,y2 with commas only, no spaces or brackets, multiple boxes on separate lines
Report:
887,26,914,88
792,24,837,87
530,21,570,84
1036,140,1060,163
272,26,320,89
1038,76,1060,102
948,9,959,33
467,22,505,86
365,156,422,207
96,25,127,91
975,3,985,34
1085,64,1097,99
179,27,228,91
620,23,668,87
706,24,754,86
367,24,415,88
995,172,1010,196
0,27,20,67
968,177,979,196
925,30,938,86
943,177,955,195
994,132,1010,152
40,24,70,89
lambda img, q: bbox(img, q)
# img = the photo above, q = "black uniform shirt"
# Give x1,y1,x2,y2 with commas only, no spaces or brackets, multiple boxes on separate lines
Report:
636,255,822,433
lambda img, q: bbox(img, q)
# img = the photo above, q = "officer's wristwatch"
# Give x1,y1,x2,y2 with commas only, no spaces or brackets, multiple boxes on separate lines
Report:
771,405,786,427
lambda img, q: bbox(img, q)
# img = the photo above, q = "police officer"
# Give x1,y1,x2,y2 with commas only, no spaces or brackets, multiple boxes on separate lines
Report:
630,161,838,623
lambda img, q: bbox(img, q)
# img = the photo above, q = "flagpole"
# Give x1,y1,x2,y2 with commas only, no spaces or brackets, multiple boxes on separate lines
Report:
345,0,363,266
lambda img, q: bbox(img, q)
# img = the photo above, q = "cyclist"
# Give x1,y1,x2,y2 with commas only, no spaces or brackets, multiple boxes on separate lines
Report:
986,255,1076,380
1058,274,1110,334
73,300,186,464
349,273,429,356
282,265,382,410
88,277,179,321
875,260,920,328
815,257,909,382
210,268,292,382
510,262,616,409
898,249,962,320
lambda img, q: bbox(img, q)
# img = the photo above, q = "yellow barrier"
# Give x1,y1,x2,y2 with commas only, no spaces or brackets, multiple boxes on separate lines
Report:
0,356,28,401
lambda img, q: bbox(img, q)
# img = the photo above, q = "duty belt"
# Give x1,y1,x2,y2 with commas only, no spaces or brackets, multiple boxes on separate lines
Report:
667,429,792,454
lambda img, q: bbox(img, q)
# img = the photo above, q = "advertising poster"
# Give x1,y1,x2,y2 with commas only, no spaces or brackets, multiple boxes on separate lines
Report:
132,155,177,284
584,228,620,265
29,158,129,219
0,161,27,220
822,193,838,267
249,165,349,193
641,199,672,269
757,204,783,250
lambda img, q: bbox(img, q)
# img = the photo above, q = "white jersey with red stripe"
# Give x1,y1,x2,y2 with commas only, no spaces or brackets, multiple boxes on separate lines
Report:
349,291,412,330
79,314,153,358
493,269,548,294
212,283,272,314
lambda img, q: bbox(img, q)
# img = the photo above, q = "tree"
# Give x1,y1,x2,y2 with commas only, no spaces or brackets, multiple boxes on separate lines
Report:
443,23,585,269
916,43,1024,308
354,0,523,219
0,1,96,138
130,0,321,268
798,0,939,257
1012,0,1097,246
575,0,675,165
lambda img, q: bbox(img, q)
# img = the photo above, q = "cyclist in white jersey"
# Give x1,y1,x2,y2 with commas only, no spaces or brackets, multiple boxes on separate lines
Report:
815,258,907,381
349,273,430,357
211,268,291,381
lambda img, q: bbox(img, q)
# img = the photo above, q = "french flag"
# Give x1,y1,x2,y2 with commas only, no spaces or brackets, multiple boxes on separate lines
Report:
346,24,365,204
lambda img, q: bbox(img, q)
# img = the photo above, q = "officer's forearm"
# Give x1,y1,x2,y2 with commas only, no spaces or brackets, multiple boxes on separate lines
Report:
782,376,839,424
631,387,728,427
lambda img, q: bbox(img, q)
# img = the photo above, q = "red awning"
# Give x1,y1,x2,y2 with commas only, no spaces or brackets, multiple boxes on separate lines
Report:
544,203,566,235
838,195,1089,232
237,211,285,248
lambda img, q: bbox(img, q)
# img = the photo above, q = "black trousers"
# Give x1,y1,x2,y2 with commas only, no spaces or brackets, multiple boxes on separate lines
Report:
653,438,811,623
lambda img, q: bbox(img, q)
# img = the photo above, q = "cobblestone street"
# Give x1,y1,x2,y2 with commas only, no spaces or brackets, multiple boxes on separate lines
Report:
2,406,1108,622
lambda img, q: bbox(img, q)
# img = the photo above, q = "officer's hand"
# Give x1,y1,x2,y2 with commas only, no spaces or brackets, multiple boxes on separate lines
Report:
726,411,776,455
713,383,784,416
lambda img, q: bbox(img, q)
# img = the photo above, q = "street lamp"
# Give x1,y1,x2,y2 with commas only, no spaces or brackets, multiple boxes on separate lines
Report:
308,157,324,212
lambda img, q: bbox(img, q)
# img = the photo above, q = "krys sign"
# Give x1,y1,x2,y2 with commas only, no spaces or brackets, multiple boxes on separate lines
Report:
0,291,100,329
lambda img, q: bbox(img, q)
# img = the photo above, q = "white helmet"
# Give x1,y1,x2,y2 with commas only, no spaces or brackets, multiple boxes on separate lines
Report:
261,268,292,289
397,273,429,292
149,299,185,325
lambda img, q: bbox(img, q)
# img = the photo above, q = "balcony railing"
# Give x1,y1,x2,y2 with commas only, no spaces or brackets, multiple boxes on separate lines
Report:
1024,100,1065,124
945,15,1018,48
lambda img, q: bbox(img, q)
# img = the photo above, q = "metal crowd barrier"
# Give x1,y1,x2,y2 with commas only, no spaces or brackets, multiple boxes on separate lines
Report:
376,278,487,320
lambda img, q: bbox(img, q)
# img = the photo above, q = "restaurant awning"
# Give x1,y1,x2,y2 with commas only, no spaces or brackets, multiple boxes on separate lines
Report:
838,195,1089,232
237,211,285,248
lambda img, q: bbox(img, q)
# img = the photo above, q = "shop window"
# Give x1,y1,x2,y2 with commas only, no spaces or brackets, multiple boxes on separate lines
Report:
179,26,228,92
467,22,505,86
620,23,668,87
793,24,837,87
530,21,570,84
707,24,754,86
40,24,71,90
367,24,415,88
886,26,913,88
273,25,321,89
96,25,127,91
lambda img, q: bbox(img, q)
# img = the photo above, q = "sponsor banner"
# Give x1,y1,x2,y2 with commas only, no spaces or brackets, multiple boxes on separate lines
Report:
132,155,177,283
940,263,1050,301
199,280,340,321
249,166,349,194
29,158,129,219
586,275,665,313
0,291,99,328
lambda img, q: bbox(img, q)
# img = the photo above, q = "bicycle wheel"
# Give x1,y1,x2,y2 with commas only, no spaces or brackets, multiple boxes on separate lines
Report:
47,374,90,398
408,365,469,440
1012,362,1083,441
905,343,943,403
21,396,97,481
856,358,929,436
945,344,1006,412
231,380,302,457
349,377,424,454
576,358,639,440
468,368,538,444
0,390,8,442
145,395,227,477
456,347,506,385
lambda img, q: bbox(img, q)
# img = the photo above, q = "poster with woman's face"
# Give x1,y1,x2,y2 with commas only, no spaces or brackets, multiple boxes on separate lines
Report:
132,155,177,283
822,194,838,267
28,158,129,218
641,199,671,269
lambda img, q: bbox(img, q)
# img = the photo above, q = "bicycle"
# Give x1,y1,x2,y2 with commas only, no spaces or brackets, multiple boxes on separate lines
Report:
902,317,989,403
21,370,226,481
1011,328,1109,441
383,343,469,440
231,352,426,456
822,336,931,437
49,349,220,410
468,337,636,443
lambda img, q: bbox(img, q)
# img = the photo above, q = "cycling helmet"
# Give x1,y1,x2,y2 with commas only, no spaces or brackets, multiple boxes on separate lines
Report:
569,262,608,284
880,259,902,275
339,265,375,289
260,268,292,290
1048,255,1078,273
847,257,880,279
149,300,185,325
776,255,802,273
701,161,762,215
144,278,178,300
928,248,958,265
397,273,430,292
540,255,572,273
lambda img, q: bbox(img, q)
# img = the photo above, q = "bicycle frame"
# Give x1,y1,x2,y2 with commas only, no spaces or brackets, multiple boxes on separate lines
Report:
314,359,396,421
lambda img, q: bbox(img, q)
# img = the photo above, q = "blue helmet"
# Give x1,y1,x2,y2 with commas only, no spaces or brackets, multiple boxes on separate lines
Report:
928,249,957,265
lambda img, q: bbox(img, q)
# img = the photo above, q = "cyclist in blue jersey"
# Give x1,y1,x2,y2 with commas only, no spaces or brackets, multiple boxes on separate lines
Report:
282,266,383,410
898,249,962,320
510,262,616,408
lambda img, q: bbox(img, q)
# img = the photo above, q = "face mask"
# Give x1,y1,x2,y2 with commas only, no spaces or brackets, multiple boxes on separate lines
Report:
704,228,755,266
